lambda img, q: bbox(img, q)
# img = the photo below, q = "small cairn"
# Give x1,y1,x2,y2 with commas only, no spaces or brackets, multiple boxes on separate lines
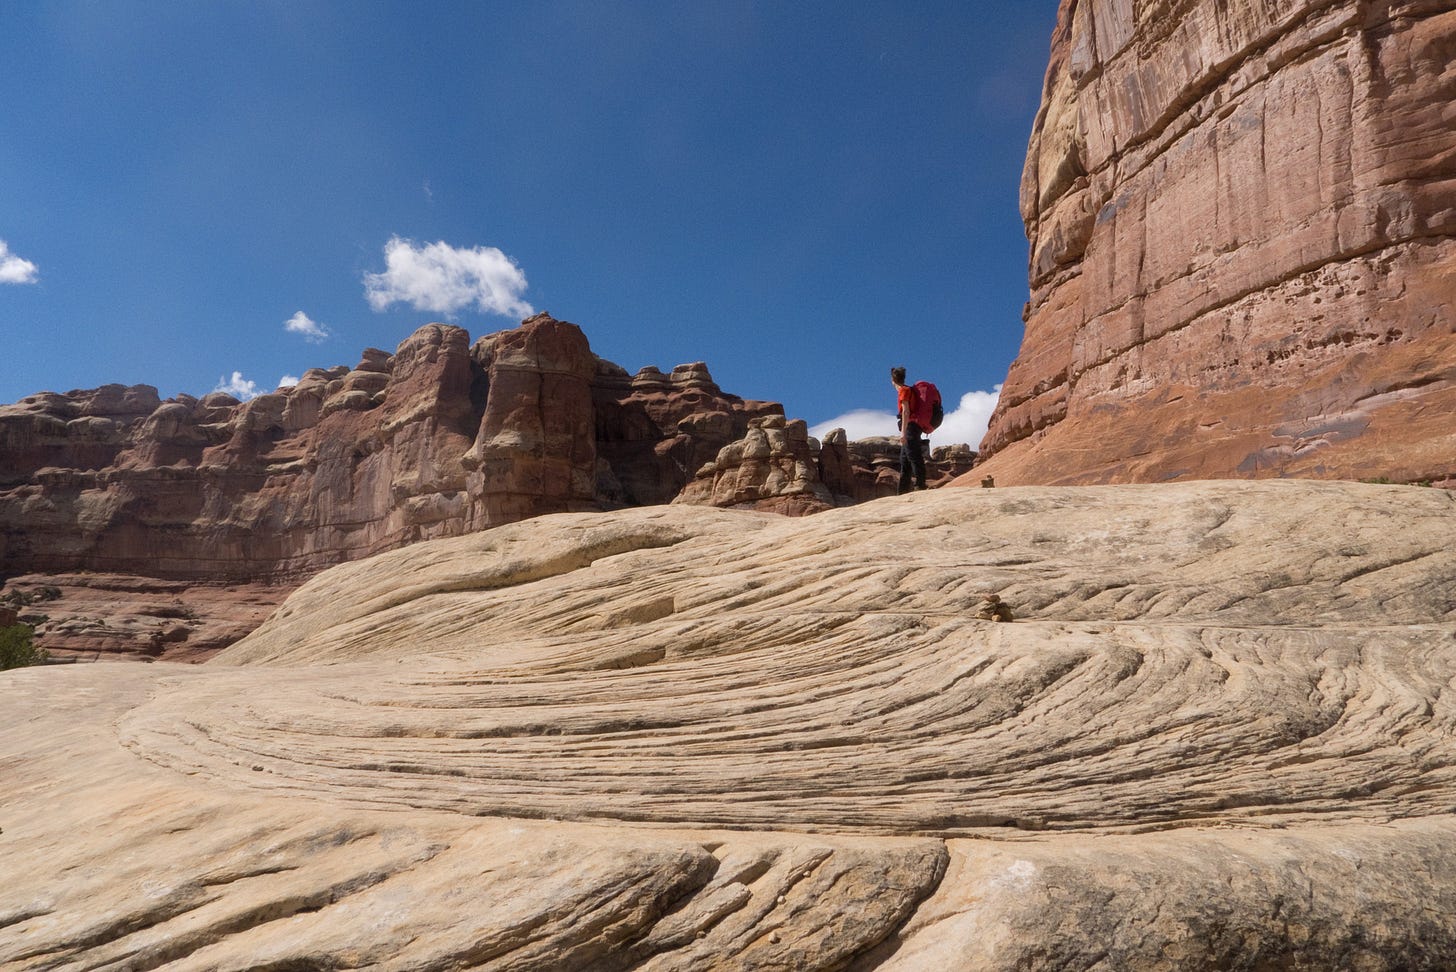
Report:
976,593,1014,622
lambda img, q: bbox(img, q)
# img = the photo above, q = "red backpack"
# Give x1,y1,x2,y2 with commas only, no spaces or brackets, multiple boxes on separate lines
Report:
912,380,944,432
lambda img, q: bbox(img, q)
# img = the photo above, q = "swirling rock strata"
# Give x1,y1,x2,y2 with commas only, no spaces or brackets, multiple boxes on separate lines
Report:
977,0,1456,486
5,480,1455,968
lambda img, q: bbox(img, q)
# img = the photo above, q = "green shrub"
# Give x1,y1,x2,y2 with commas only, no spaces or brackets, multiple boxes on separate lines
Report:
0,623,46,671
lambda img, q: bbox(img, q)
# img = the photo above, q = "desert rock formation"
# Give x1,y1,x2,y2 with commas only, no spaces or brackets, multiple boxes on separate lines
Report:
677,420,977,514
0,573,287,662
675,415,838,515
5,480,1456,968
592,360,782,508
0,314,780,658
977,0,1456,486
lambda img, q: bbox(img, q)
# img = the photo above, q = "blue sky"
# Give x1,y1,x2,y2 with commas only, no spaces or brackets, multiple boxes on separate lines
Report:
1,1,1054,447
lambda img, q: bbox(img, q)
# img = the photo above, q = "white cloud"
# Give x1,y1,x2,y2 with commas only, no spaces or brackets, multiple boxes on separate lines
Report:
214,371,261,401
936,386,1003,448
363,236,533,319
810,385,1002,450
278,375,300,388
0,240,39,285
809,408,901,441
284,310,330,343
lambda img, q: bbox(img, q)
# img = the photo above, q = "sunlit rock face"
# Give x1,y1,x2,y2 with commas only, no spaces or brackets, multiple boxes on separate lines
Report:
592,360,785,509
6,480,1456,967
464,316,601,528
977,0,1456,486
0,314,781,658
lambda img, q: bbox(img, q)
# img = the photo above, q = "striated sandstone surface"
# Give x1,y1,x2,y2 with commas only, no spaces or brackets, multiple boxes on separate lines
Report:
0,314,780,658
5,480,1456,968
977,0,1456,486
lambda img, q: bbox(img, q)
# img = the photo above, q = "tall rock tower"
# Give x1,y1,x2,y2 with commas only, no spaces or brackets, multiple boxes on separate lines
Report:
979,0,1456,485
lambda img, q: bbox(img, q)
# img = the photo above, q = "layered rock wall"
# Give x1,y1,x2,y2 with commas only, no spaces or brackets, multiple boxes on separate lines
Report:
978,0,1456,485
0,324,484,583
593,361,783,507
465,318,600,527
0,314,782,657
0,314,780,586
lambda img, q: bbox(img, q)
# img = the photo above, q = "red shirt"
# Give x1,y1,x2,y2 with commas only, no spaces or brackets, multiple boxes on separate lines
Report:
897,384,916,424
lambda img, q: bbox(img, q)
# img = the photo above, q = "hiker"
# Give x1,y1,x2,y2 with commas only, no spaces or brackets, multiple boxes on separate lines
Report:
891,366,927,494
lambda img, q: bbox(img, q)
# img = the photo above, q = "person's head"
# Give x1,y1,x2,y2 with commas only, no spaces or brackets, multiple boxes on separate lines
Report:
890,366,907,386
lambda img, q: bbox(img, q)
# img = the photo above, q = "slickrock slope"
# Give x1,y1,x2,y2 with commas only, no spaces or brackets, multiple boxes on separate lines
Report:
977,0,1456,486
0,314,779,658
6,480,1456,968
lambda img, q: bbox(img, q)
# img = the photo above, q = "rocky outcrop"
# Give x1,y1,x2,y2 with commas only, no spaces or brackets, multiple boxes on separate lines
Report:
677,422,978,514
0,314,781,658
1,573,287,662
593,360,783,507
6,480,1456,967
675,416,838,515
0,323,483,583
818,436,977,501
977,0,1456,486
464,316,600,527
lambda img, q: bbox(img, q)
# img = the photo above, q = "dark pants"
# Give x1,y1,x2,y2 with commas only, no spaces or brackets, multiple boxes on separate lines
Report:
898,423,927,494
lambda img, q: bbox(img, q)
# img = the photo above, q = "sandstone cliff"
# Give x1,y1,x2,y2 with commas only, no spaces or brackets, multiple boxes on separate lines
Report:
0,314,781,658
5,480,1455,967
0,314,782,583
977,0,1456,485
